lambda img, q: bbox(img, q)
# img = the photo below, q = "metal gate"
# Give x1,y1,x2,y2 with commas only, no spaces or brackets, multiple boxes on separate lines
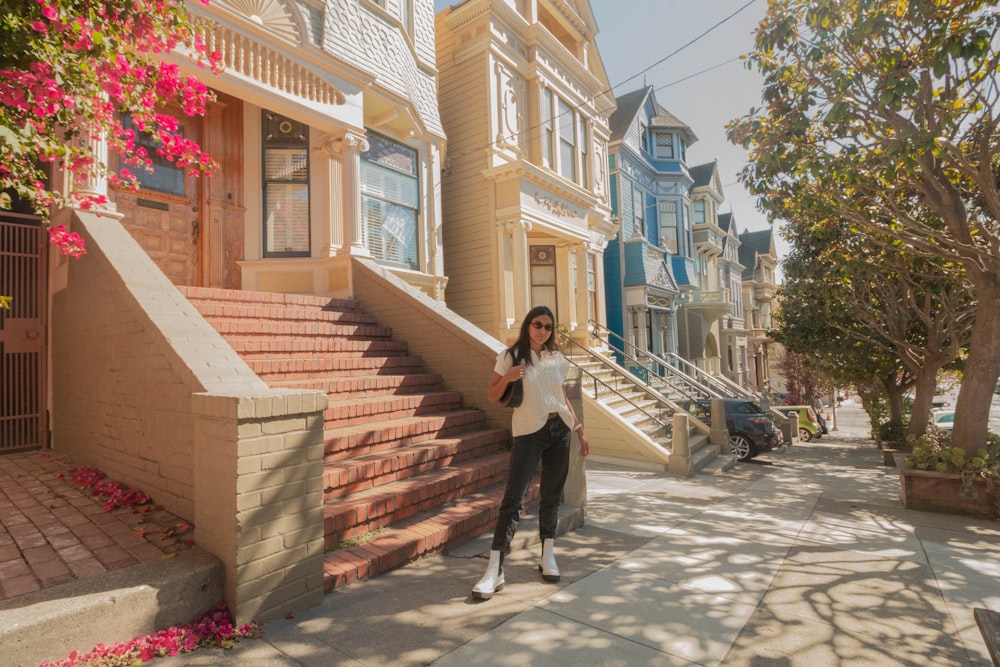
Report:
0,213,48,452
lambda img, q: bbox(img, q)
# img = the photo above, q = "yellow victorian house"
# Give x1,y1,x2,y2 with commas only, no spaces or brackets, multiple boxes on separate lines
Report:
435,0,616,343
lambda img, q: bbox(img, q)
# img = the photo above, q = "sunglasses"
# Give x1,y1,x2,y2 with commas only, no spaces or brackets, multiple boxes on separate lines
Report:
530,321,554,332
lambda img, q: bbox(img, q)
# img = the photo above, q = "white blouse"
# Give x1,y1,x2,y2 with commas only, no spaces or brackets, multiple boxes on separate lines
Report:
494,348,574,437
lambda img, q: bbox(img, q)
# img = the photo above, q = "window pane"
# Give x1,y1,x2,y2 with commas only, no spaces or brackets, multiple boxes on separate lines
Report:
531,286,557,311
560,140,575,180
265,148,309,181
532,264,556,285
265,183,310,254
655,132,674,158
121,114,186,196
359,133,420,270
557,98,575,181
361,196,418,270
361,161,419,208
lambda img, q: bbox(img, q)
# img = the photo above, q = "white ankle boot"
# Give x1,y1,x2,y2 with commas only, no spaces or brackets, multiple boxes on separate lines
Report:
539,538,560,582
472,550,504,600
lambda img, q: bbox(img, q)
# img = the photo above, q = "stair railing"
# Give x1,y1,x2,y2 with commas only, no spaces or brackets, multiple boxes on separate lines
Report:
662,352,752,399
557,330,676,438
587,321,718,403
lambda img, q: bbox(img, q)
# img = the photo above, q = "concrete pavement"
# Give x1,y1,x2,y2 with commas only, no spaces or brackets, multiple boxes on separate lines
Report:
145,405,1000,667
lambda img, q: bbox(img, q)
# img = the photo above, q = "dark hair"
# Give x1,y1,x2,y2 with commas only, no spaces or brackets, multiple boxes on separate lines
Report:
507,305,558,366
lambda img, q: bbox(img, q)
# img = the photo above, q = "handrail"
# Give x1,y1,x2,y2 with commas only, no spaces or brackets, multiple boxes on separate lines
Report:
663,352,751,399
556,331,674,438
662,352,790,427
587,321,719,401
585,321,789,431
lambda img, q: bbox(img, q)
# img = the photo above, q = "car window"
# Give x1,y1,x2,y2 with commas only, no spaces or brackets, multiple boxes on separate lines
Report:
734,402,764,415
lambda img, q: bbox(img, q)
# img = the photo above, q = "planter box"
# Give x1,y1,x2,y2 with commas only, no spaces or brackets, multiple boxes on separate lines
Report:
895,453,997,519
882,445,911,467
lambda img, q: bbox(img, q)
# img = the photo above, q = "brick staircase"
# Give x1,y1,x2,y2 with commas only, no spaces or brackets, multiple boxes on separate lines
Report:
181,287,532,591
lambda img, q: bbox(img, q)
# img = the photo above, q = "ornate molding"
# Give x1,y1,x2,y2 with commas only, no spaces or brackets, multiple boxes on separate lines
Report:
533,193,573,218
216,0,300,42
343,131,370,152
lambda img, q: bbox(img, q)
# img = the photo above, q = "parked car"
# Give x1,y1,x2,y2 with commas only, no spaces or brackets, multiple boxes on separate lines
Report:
930,409,955,431
776,405,822,442
682,398,782,461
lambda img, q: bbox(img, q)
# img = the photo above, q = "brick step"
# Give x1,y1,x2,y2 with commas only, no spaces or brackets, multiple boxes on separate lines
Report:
268,373,445,398
223,337,409,357
322,479,539,591
322,428,510,501
180,287,375,325
323,409,488,460
200,318,393,339
196,306,376,327
322,451,513,547
323,390,464,428
247,355,426,381
183,289,365,315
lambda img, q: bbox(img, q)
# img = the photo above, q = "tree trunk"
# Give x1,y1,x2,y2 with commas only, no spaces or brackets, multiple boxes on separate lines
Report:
886,383,906,425
907,363,940,437
952,288,1000,458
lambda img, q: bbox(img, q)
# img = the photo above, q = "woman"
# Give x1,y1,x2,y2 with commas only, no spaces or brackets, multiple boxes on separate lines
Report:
472,306,590,600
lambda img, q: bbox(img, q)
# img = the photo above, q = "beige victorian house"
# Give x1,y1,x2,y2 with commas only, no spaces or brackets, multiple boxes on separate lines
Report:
435,0,616,343
3,0,534,641
738,228,780,395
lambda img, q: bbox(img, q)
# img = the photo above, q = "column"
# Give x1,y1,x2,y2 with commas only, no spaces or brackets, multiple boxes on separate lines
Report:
635,307,649,353
511,219,530,320
317,134,342,255
573,243,588,330
337,131,370,256
72,130,115,213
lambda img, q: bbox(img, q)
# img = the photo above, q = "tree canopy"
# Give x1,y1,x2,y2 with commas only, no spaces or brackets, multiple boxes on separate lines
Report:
730,0,1000,455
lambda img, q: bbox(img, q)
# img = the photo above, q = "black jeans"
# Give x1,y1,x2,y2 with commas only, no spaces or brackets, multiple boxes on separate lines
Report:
491,415,571,554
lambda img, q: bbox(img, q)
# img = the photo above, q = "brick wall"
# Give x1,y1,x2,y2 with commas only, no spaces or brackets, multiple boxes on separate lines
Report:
51,212,327,623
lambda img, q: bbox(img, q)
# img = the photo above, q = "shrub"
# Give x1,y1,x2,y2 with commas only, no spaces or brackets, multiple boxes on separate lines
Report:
877,419,907,443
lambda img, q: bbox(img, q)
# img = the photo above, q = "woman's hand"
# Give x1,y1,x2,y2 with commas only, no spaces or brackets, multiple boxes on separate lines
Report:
504,361,526,384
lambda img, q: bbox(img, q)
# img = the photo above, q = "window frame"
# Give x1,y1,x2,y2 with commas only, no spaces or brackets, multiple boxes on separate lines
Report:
262,110,311,259
654,131,674,159
359,131,421,271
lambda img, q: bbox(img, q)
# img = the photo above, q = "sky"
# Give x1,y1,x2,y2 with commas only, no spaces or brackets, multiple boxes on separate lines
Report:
432,0,782,255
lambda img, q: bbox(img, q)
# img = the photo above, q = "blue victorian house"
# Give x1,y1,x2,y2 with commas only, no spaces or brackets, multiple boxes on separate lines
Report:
604,87,697,360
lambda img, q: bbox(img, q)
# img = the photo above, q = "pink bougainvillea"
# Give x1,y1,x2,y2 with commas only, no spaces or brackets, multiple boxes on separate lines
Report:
35,603,265,667
0,0,223,256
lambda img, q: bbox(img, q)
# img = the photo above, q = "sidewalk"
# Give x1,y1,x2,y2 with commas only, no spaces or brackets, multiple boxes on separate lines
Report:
147,406,1000,667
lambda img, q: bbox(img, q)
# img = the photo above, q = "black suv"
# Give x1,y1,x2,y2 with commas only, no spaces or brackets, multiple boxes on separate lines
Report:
682,398,782,461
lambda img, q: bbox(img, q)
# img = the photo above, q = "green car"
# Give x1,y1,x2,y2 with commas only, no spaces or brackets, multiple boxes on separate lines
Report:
776,405,822,442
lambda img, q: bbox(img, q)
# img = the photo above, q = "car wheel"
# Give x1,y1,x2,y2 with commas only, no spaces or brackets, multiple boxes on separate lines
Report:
799,428,812,442
729,434,754,461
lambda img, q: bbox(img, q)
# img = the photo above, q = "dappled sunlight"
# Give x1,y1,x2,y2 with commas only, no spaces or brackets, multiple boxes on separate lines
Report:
538,567,755,664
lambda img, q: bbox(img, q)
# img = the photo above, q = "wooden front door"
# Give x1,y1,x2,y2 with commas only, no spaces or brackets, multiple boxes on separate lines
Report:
0,214,47,452
112,92,245,288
